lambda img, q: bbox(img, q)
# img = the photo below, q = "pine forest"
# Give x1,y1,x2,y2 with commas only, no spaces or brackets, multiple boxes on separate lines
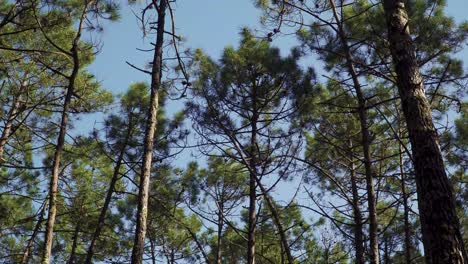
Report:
0,0,467,263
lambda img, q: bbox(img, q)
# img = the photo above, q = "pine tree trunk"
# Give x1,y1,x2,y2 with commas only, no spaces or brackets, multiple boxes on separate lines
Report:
247,83,258,264
383,1,467,263
41,37,81,264
130,1,166,263
384,236,389,264
254,181,294,264
0,90,23,163
41,3,89,262
85,115,132,264
398,126,412,264
329,1,379,262
21,201,47,264
216,202,224,264
67,223,80,264
150,238,157,264
349,143,366,264
247,143,257,264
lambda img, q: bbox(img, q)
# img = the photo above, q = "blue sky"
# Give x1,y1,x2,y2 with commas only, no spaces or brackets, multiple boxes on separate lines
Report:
87,0,467,101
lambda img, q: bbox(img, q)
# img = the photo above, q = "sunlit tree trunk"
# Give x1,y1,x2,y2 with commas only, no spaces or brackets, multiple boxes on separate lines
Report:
130,0,166,263
40,2,91,262
383,1,467,263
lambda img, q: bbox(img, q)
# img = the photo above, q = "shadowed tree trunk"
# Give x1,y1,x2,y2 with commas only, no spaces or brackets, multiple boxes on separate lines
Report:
398,124,412,264
67,223,80,264
130,0,167,263
216,200,224,264
21,201,47,264
85,115,133,264
329,0,379,262
0,84,24,163
247,91,258,264
349,140,365,264
383,1,467,263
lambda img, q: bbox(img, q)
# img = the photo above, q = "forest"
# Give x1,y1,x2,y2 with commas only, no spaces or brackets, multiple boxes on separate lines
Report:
0,0,467,263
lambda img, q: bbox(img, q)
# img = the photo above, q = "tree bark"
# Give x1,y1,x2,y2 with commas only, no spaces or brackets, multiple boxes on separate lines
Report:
329,1,379,262
85,115,132,264
383,1,467,263
130,0,166,263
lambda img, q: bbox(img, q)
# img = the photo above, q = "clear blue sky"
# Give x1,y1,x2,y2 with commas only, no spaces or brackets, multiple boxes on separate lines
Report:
87,0,467,100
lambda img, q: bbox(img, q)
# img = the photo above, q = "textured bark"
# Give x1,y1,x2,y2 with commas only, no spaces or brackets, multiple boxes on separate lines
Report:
85,116,132,264
130,0,166,263
383,1,467,263
329,1,379,262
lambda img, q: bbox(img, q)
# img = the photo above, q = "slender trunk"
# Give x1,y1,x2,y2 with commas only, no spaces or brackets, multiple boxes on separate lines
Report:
349,140,365,264
329,1,379,262
216,202,224,264
150,238,157,264
383,1,467,263
21,201,47,264
130,1,166,263
247,164,257,264
398,125,412,264
384,236,389,264
41,35,81,264
0,92,22,162
247,84,258,264
246,69,294,264
41,3,90,262
67,223,80,264
85,115,133,264
170,249,175,264
254,180,294,264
